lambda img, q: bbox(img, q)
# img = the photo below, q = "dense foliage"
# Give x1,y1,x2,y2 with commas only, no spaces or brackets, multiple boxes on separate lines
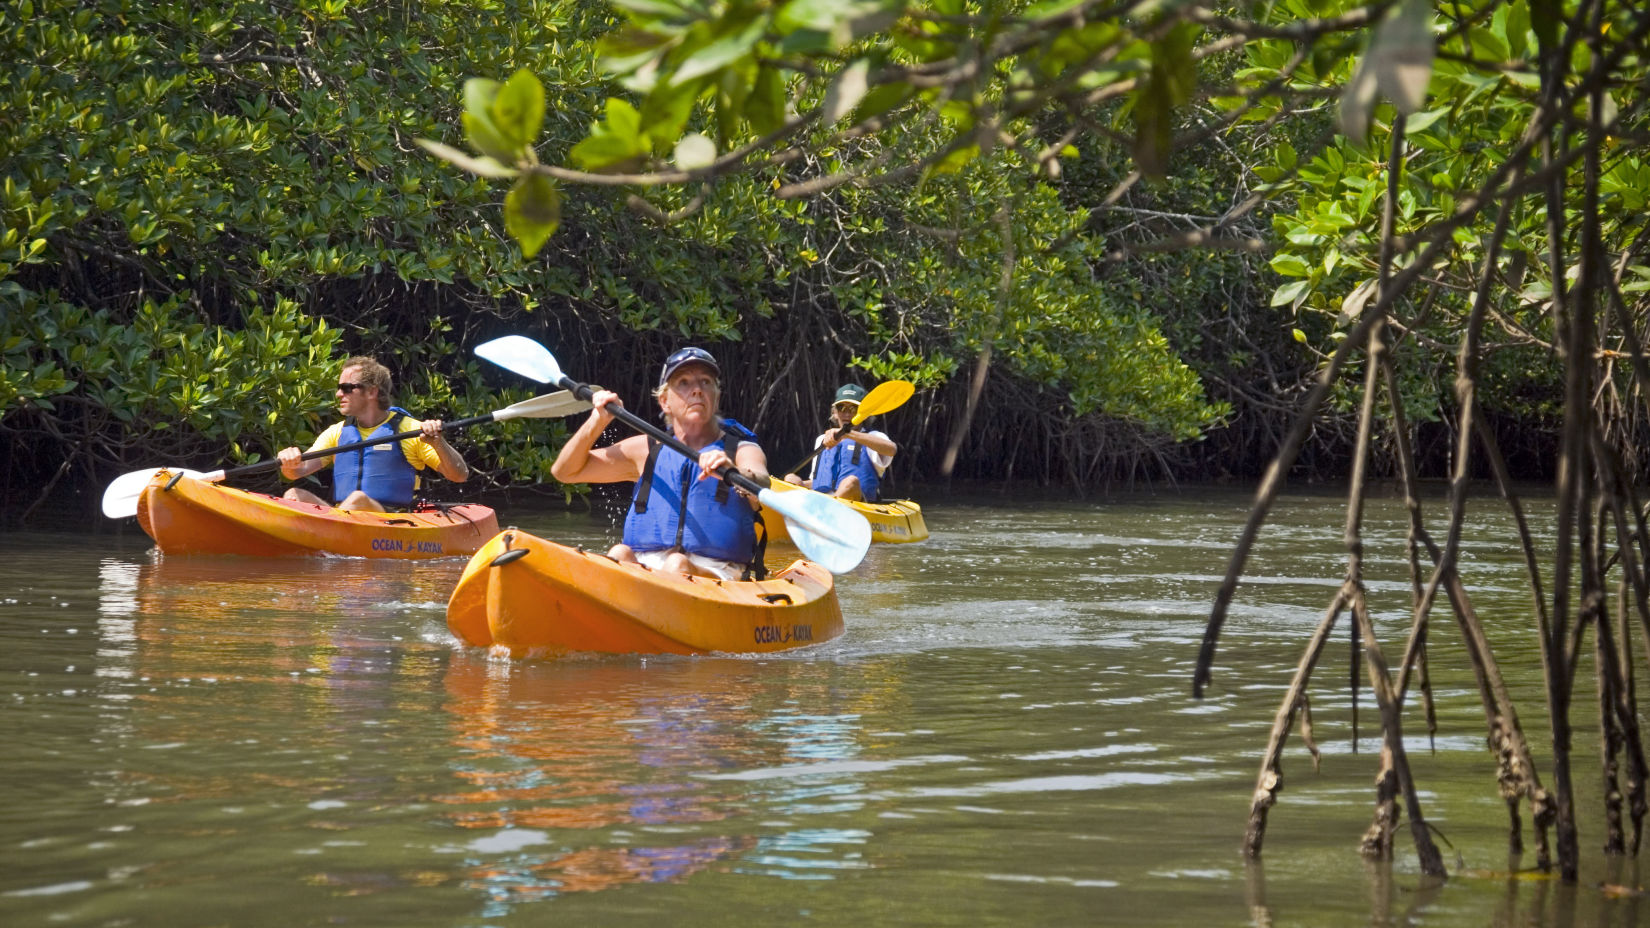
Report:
2,0,1249,521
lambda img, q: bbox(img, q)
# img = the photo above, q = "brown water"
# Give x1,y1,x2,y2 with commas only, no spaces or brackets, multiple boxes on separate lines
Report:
2,488,1647,926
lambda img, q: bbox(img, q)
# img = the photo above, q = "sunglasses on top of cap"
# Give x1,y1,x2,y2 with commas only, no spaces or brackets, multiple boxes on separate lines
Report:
659,348,719,386
667,348,714,367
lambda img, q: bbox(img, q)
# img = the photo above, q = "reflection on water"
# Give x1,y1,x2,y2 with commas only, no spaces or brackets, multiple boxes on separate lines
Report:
439,658,869,909
2,492,1649,925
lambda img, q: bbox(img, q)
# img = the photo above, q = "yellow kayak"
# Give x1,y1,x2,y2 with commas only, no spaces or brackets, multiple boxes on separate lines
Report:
759,477,927,544
135,470,497,558
447,529,844,658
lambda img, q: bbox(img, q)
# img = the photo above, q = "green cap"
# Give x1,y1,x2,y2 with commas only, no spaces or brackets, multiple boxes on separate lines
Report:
833,384,867,405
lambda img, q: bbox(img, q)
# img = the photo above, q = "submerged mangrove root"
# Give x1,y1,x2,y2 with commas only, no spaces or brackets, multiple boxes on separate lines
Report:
1196,0,1650,883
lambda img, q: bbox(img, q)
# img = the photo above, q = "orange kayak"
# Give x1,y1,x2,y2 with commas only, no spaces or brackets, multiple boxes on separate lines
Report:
760,477,928,544
135,469,497,558
447,529,844,657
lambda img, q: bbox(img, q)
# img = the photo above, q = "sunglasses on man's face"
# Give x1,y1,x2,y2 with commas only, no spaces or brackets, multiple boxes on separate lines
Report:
337,382,364,394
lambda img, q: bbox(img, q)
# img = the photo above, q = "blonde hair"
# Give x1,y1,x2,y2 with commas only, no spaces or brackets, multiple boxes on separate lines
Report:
342,356,393,409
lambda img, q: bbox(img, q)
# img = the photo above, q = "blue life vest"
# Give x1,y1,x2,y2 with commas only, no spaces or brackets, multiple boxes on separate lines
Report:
815,435,881,502
332,406,418,507
622,426,756,563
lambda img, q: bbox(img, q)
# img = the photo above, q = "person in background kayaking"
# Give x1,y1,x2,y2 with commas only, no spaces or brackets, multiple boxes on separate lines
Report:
276,356,469,511
783,383,898,502
550,347,768,580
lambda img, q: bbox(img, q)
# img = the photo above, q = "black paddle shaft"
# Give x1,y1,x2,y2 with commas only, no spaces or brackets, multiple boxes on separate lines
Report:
561,378,763,498
164,412,496,490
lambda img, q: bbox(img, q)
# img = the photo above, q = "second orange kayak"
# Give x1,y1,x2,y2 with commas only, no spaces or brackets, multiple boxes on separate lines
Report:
759,477,928,544
135,470,497,558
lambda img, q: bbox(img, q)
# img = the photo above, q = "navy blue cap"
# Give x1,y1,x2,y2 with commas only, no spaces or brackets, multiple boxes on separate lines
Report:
658,347,719,387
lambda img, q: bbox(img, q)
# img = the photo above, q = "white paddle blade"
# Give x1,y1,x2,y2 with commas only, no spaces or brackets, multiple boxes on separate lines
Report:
757,487,871,574
493,390,590,421
100,468,210,519
476,336,563,384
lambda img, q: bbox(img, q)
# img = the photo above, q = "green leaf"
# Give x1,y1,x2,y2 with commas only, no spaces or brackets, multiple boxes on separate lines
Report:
673,14,768,84
927,143,979,176
745,65,787,135
850,80,911,125
492,69,546,149
463,112,521,163
1404,106,1448,135
609,0,691,17
1269,253,1312,277
504,174,562,257
640,79,702,153
1467,25,1508,64
1271,279,1312,308
464,78,502,123
1132,22,1200,176
597,27,676,78
1529,0,1559,53
570,98,648,172
1024,0,1088,16
775,0,896,49
1503,0,1530,58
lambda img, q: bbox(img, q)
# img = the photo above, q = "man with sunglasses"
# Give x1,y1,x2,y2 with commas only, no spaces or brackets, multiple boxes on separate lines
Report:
551,347,768,580
783,384,898,502
276,356,469,511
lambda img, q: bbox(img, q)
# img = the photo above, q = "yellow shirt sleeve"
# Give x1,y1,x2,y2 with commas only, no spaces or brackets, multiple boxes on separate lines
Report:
302,422,346,470
394,416,441,471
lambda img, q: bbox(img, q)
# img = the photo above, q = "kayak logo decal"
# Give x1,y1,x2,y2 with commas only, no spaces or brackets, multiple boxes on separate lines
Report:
754,624,812,645
371,537,445,554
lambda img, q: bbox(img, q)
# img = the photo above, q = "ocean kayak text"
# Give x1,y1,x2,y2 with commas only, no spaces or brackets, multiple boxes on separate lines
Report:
754,624,813,645
371,538,444,554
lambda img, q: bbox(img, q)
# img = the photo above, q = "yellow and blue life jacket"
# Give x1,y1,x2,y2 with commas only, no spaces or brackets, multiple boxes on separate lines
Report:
333,407,418,507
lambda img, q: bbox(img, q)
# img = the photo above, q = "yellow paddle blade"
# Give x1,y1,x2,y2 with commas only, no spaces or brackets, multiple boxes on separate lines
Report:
852,380,914,423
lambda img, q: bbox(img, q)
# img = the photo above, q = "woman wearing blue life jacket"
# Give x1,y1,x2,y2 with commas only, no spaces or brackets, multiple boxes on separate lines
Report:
550,347,769,580
783,384,898,502
276,356,470,511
